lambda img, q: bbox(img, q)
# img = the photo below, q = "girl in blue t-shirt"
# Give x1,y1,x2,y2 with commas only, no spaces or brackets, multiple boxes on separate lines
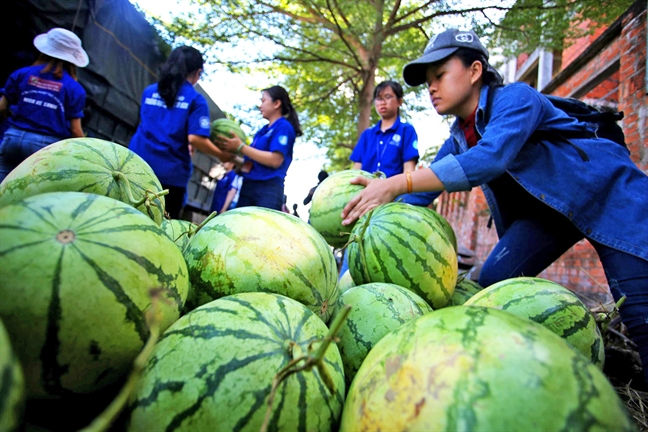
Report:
350,80,419,178
129,46,232,219
341,28,648,386
216,85,302,211
0,28,88,182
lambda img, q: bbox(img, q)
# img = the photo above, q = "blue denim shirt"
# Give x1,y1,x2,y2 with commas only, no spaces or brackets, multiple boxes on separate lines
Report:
429,83,648,261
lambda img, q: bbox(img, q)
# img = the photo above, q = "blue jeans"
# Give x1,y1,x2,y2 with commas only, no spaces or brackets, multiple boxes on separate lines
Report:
479,217,648,385
0,127,63,183
236,178,284,211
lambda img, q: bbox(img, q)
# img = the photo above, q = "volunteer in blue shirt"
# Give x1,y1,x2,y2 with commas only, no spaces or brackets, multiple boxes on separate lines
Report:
216,85,302,211
350,80,419,177
129,46,231,219
211,161,238,214
341,28,648,385
0,28,88,183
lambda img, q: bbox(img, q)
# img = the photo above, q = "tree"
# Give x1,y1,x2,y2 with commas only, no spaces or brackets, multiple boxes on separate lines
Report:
160,0,632,171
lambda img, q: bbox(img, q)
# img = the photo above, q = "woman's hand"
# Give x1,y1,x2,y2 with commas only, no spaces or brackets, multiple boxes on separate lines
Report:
215,133,243,153
341,176,403,225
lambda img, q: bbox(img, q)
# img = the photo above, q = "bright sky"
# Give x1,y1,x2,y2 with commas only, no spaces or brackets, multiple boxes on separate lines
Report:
130,0,450,220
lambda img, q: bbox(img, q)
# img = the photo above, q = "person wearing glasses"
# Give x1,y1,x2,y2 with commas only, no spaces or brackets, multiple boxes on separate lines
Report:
129,45,231,219
350,80,419,178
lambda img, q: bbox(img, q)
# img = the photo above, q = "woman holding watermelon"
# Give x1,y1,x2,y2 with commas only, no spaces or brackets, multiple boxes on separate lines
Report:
215,85,302,211
129,45,231,219
341,28,648,386
0,28,88,183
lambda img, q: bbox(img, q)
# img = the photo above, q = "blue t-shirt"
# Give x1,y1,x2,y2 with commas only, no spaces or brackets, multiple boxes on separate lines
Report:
0,64,86,138
129,81,211,187
211,169,237,213
243,117,295,182
350,117,419,178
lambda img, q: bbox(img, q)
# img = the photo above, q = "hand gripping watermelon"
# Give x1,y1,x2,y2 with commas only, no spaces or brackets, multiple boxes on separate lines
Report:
0,137,166,225
183,207,339,321
308,169,376,248
330,282,432,384
464,277,605,368
347,202,457,309
127,293,345,431
0,192,189,397
0,318,25,432
340,306,635,431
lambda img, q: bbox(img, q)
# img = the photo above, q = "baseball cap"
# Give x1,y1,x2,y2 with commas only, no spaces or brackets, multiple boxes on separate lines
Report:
33,28,89,68
403,28,488,86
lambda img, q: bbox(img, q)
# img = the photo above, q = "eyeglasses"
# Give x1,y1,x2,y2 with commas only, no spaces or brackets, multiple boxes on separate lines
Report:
374,95,396,104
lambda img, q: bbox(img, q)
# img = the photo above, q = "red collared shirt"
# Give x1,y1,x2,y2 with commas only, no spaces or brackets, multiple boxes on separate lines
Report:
458,107,478,148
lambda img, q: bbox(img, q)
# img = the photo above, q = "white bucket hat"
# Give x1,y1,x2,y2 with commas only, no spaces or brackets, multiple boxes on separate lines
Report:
33,28,89,68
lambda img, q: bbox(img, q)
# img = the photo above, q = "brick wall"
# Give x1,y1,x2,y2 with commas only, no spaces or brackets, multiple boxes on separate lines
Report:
434,2,647,305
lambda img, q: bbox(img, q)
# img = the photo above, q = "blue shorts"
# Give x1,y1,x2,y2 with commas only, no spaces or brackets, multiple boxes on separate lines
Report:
236,178,284,211
0,127,63,182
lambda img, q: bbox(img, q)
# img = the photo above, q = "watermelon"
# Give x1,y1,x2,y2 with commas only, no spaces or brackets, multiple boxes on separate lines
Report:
422,208,457,252
444,276,483,307
0,138,166,225
340,306,634,431
127,292,345,431
0,318,25,432
347,202,457,309
308,169,376,248
464,277,605,368
183,207,339,321
210,118,247,144
330,283,432,384
337,269,356,294
0,192,189,397
161,219,197,251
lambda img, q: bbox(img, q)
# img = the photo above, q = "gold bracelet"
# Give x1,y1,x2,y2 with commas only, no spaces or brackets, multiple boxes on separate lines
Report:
405,171,412,194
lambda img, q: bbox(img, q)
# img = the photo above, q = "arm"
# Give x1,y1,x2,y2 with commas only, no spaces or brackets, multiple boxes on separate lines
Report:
353,162,362,170
70,118,84,138
0,96,8,117
216,133,284,169
188,134,233,162
403,160,416,173
220,187,237,213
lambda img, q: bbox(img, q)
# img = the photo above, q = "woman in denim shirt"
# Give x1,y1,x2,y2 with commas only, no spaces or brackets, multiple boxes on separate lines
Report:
341,28,648,385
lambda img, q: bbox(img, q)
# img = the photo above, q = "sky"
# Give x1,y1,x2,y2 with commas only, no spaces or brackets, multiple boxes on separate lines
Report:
130,0,450,220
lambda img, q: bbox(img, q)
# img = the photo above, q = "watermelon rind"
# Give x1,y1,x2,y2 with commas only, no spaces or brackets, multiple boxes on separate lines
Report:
330,282,433,384
337,270,356,294
161,219,197,251
0,192,189,397
444,276,483,307
0,138,166,225
183,206,339,321
341,306,635,431
127,292,345,432
0,318,25,432
309,169,375,248
465,276,606,368
347,202,457,309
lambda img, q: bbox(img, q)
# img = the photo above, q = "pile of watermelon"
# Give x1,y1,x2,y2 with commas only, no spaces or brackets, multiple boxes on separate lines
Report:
0,138,639,431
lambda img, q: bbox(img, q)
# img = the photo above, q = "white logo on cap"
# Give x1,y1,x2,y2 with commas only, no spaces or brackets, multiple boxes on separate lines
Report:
456,33,474,43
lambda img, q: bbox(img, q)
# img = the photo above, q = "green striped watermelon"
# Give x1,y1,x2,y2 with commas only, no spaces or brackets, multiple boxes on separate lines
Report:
183,207,339,321
161,219,197,251
422,208,457,252
444,277,483,307
210,118,247,144
309,169,375,248
0,138,166,225
331,283,432,384
464,277,605,368
127,292,345,431
0,192,188,397
340,306,634,431
347,202,457,309
0,318,25,432
337,270,356,294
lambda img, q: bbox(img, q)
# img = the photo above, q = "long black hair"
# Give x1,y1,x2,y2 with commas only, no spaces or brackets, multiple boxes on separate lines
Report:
453,48,503,87
262,85,303,137
158,46,204,108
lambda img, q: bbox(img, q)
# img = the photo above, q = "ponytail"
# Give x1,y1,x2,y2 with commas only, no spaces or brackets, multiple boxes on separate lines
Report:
158,46,204,108
262,85,303,137
454,48,503,87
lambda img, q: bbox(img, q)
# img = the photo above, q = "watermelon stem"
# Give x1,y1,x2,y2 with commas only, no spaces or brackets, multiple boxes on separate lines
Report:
260,305,352,432
79,289,165,432
112,171,169,218
192,211,218,235
355,209,375,283
596,295,627,333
